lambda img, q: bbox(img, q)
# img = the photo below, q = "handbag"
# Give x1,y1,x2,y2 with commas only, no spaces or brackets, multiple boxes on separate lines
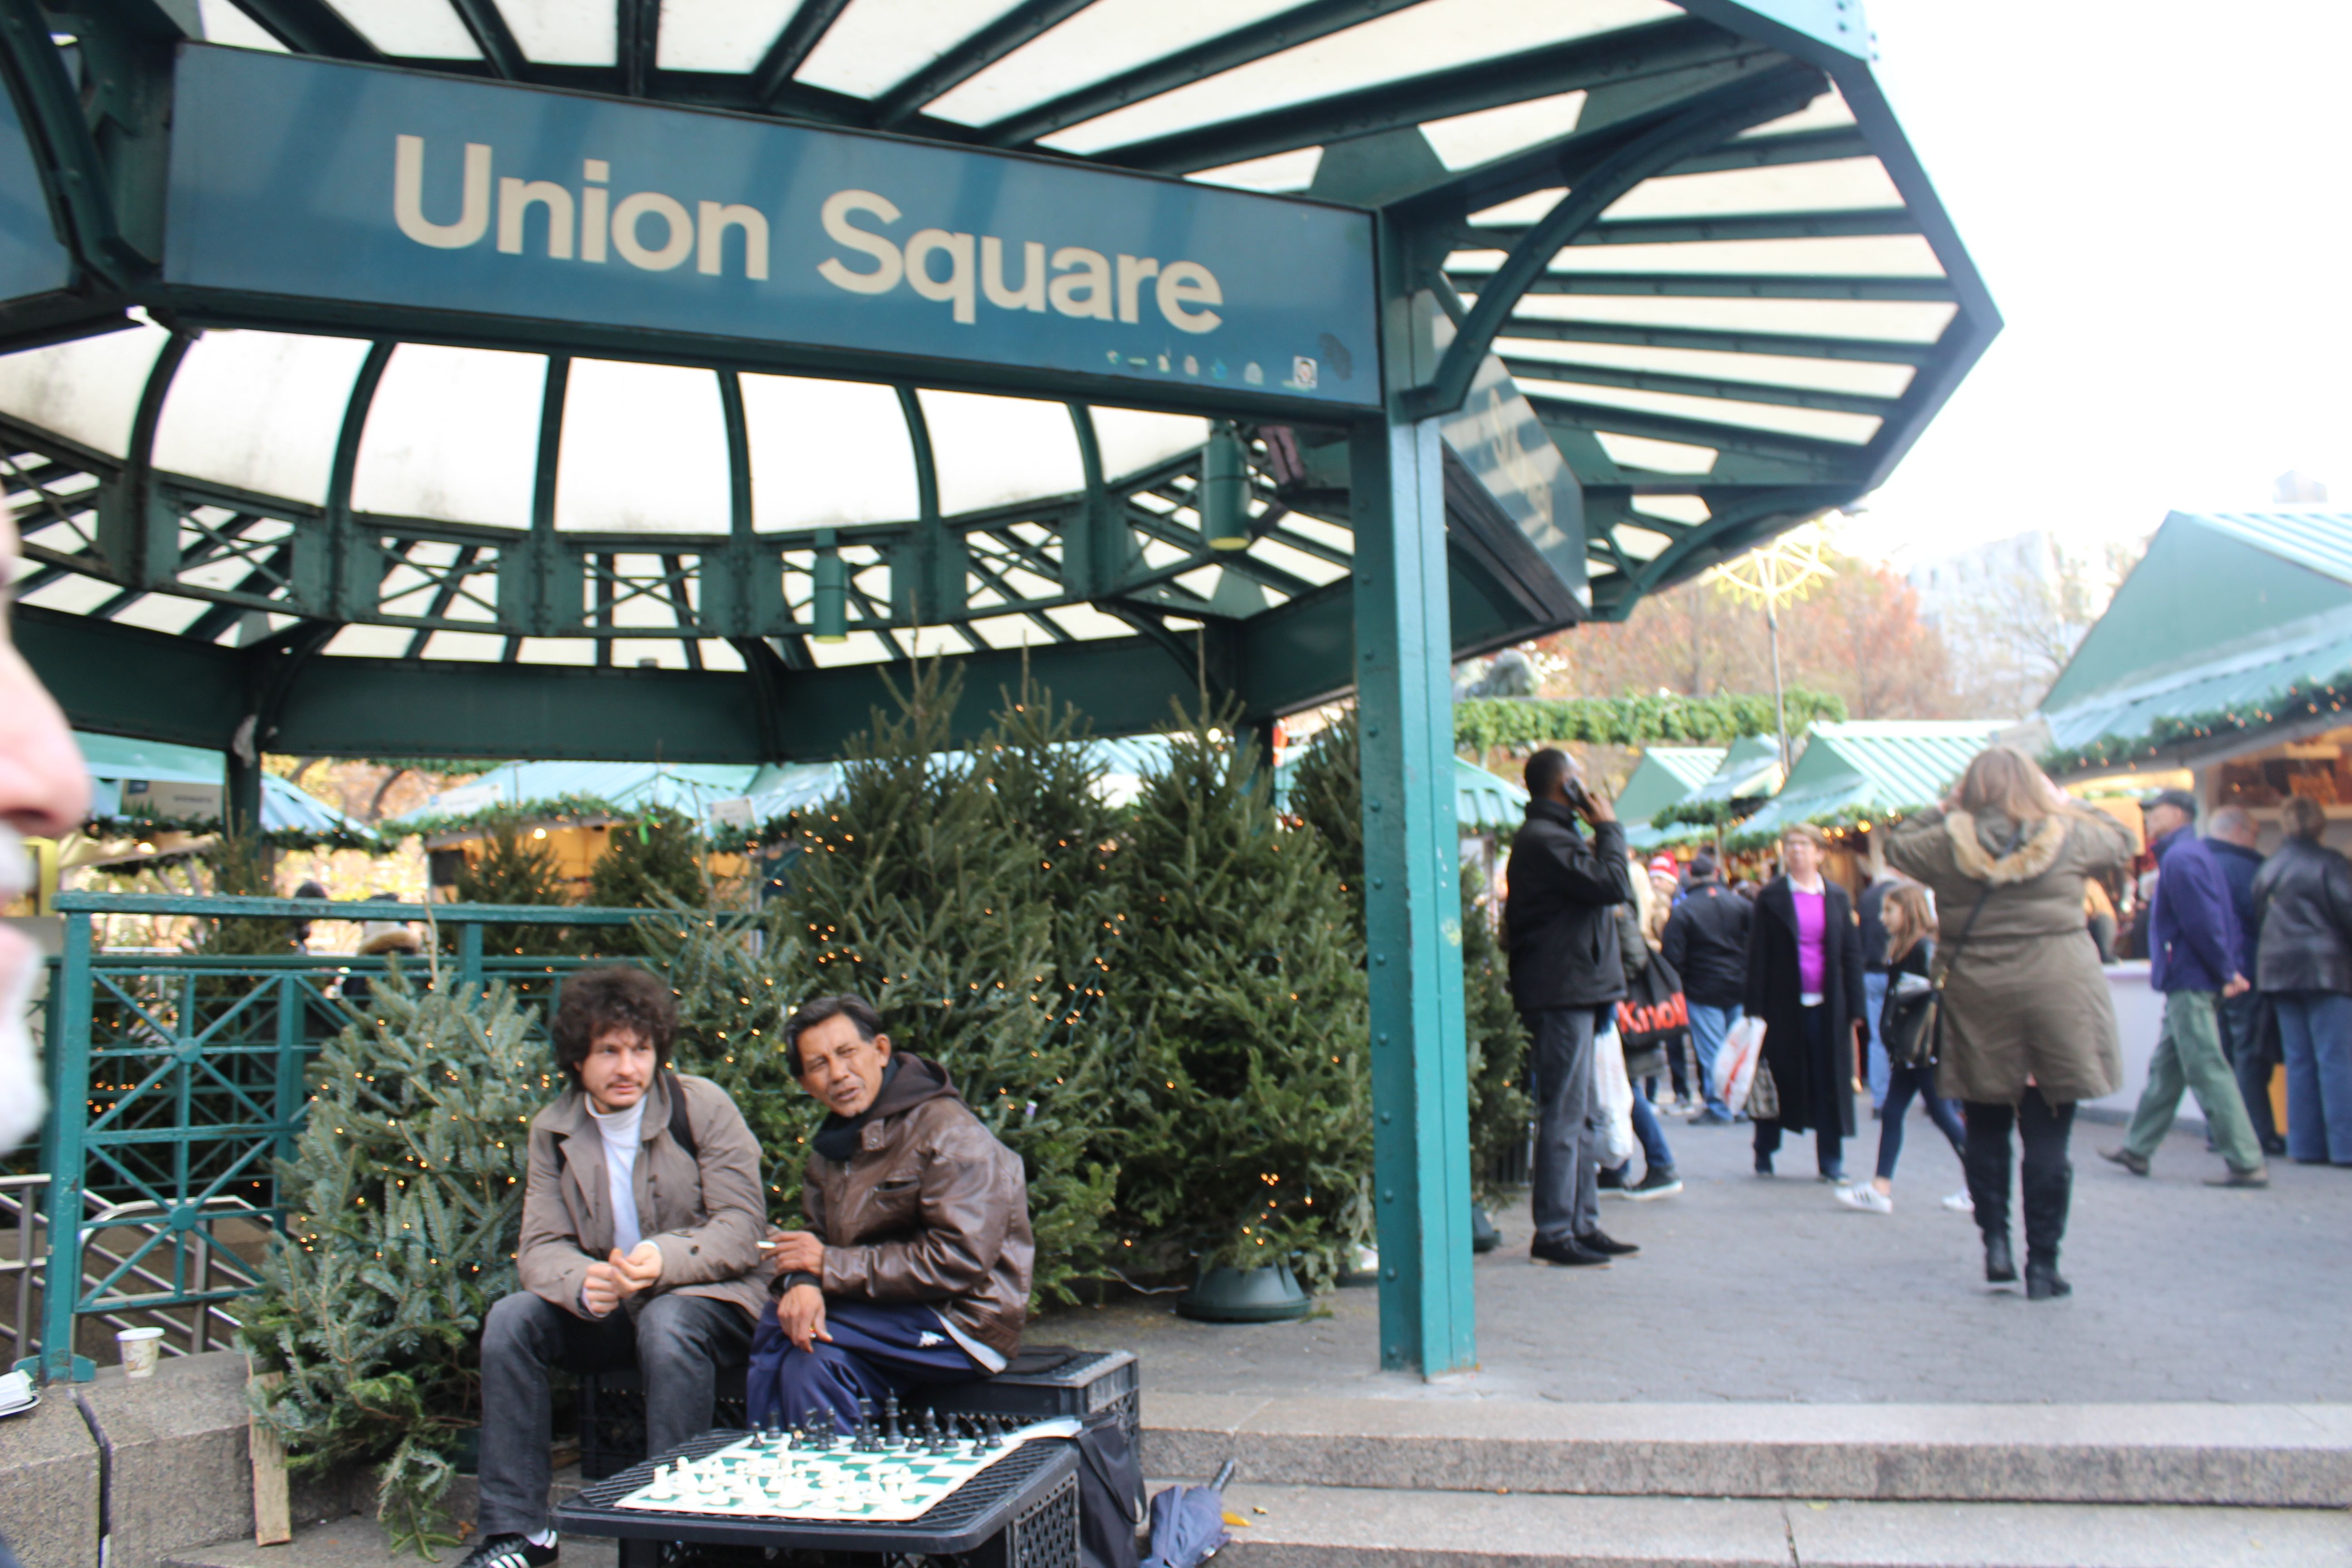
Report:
1747,1059,1779,1120
1879,970,1939,1070
1615,951,1691,1053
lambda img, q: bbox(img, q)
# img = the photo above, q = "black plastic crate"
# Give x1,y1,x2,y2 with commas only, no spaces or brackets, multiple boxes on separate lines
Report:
579,1346,1137,1480
555,1426,1080,1568
916,1347,1140,1453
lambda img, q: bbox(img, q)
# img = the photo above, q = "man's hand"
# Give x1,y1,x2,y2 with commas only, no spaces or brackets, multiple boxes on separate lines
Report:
2224,974,2252,998
776,1282,830,1352
581,1259,625,1317
764,1229,825,1274
613,1241,662,1293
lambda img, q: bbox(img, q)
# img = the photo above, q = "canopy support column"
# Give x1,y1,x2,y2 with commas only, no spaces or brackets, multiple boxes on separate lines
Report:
1350,402,1474,1376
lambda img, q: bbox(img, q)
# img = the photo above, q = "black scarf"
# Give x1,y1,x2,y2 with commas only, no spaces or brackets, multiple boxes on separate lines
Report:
809,1054,903,1162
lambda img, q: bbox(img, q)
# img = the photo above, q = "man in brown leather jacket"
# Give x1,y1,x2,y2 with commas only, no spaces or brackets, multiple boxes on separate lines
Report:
747,993,1034,1431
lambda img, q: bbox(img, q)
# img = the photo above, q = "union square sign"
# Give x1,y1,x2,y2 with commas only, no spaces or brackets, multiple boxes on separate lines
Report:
162,46,1381,410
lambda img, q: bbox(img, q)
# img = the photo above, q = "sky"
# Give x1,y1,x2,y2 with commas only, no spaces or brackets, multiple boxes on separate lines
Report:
1826,0,2352,571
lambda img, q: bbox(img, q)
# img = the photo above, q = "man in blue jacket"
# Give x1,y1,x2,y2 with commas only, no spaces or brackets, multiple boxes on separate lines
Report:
2100,791,2270,1186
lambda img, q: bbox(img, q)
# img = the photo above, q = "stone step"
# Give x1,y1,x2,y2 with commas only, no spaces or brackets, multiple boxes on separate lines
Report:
1203,1480,2352,1568
1143,1395,2352,1508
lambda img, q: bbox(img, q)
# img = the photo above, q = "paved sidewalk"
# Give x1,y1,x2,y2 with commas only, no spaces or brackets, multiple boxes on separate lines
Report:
1034,1111,2352,1404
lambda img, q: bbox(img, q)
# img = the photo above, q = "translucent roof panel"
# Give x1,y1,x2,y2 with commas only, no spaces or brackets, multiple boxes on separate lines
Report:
152,331,372,505
741,375,921,531
1045,0,1678,155
916,391,1084,514
499,0,618,64
1603,158,1905,220
1185,149,1323,193
1494,338,1916,399
922,0,1298,128
555,360,732,533
351,345,548,528
328,0,482,60
1517,372,1880,443
1508,292,1960,343
1421,90,1587,172
794,0,1027,100
196,0,285,49
0,325,171,458
656,0,804,71
1090,408,1208,484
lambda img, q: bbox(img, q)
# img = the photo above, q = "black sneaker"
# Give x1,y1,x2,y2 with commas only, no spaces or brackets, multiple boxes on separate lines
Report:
1576,1229,1639,1256
1626,1167,1683,1200
1596,1165,1628,1192
1531,1235,1612,1268
460,1535,558,1568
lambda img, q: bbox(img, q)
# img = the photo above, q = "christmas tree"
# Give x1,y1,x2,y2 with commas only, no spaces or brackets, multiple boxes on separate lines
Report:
584,807,715,955
451,813,576,957
243,973,544,1556
1112,710,1371,1291
657,664,1117,1303
1289,714,1529,1210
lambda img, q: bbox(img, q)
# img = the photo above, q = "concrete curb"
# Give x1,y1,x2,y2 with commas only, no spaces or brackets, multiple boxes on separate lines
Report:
1142,1395,2352,1507
0,1382,102,1568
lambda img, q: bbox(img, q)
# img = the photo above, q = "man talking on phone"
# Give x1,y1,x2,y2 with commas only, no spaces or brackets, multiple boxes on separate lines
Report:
1504,748,1640,1269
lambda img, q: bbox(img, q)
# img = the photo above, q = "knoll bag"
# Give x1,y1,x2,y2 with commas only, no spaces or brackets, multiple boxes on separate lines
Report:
1615,950,1691,1053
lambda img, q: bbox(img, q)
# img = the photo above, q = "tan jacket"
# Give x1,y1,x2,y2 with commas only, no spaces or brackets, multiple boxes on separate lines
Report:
799,1054,1032,1365
1886,806,2135,1106
518,1071,770,1323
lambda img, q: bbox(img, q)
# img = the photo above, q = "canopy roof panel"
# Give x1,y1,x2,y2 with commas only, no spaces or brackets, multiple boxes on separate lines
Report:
5,0,1994,763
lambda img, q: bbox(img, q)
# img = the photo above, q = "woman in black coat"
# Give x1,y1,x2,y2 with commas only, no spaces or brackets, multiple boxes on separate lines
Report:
1744,823,1868,1180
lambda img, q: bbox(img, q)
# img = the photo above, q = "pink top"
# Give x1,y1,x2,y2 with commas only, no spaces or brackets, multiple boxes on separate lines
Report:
1793,886,1827,997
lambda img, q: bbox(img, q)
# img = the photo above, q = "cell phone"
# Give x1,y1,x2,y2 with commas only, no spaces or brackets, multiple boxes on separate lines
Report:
1563,776,1592,813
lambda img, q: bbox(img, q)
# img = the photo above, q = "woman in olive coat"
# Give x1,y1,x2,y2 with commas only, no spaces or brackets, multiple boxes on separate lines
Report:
1885,747,2133,1301
1745,824,1868,1181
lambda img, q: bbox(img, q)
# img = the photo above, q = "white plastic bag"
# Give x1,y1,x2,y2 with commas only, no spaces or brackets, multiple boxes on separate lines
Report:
1591,1022,1636,1167
1712,1014,1767,1113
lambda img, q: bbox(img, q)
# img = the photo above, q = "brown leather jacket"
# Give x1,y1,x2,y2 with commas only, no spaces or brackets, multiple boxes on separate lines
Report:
518,1070,770,1323
798,1054,1032,1366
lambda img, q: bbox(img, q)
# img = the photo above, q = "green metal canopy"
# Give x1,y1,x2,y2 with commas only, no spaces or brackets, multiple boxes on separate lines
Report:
1733,717,2002,839
0,0,1993,1381
5,0,1994,774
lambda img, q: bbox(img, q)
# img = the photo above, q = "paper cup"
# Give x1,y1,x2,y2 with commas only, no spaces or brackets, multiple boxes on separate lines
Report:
117,1327,164,1379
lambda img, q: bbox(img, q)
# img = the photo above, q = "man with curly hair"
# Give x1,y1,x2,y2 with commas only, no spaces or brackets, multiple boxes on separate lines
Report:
465,966,768,1568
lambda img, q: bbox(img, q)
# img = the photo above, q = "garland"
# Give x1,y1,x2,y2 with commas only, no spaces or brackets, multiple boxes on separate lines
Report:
82,815,383,853
1453,690,1846,757
1650,796,1759,829
383,793,635,843
2040,672,2352,777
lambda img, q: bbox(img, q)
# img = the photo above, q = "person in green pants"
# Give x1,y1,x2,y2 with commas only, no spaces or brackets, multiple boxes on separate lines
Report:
2101,790,2270,1186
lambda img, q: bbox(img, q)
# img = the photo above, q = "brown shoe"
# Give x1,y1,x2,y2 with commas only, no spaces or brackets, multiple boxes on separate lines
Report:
2098,1146,2149,1177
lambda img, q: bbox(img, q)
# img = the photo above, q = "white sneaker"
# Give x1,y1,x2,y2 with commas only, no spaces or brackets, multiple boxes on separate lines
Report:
1941,1190,1974,1213
1834,1183,1893,1215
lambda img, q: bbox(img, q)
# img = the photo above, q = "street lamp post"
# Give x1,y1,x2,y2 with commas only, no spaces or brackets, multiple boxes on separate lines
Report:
1711,528,1836,773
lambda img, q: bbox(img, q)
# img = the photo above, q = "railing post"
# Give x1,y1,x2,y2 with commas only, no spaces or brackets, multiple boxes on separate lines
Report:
33,913,94,1382
273,972,304,1171
459,921,484,992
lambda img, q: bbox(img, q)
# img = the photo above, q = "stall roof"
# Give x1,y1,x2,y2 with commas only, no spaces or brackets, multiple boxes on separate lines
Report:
10,0,1997,764
2041,512,2352,771
1617,743,1727,825
390,760,764,827
1735,718,2003,838
74,731,374,838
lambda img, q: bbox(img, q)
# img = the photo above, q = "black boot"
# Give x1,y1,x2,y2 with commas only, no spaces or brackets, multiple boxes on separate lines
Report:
1964,1121,2015,1284
2022,1160,2073,1300
1984,1230,2017,1284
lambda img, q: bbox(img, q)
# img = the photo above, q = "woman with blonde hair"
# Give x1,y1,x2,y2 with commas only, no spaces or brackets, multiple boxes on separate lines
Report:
1834,883,1971,1215
1744,823,1868,1181
1885,746,2134,1299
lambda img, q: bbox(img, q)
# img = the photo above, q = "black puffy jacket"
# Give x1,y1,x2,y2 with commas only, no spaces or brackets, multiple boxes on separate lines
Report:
1660,881,1753,1009
1503,800,1634,1012
2252,838,2352,995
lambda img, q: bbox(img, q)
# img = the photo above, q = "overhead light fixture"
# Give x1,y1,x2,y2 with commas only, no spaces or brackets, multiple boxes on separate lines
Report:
812,527,848,643
1201,423,1250,551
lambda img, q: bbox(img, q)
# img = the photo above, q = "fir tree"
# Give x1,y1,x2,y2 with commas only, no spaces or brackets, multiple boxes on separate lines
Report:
243,973,544,1557
656,665,1116,1303
1112,710,1371,1291
585,808,715,956
452,813,576,957
1290,714,1529,1210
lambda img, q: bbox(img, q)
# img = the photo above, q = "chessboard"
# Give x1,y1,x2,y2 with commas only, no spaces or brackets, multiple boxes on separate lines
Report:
613,1401,1078,1525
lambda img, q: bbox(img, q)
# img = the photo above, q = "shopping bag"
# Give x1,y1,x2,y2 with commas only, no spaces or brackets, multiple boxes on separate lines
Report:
1591,1021,1636,1167
1711,1014,1766,1113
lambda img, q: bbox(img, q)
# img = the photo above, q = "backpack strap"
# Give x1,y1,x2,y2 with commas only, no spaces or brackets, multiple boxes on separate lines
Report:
665,1069,698,1161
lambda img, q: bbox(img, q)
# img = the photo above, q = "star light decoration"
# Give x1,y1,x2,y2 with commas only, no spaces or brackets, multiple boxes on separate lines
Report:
1708,526,1838,773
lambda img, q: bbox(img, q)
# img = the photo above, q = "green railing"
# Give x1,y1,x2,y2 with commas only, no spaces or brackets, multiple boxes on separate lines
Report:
29,892,660,1383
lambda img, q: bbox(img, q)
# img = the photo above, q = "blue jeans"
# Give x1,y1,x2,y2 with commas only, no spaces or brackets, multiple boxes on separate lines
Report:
1687,1002,1738,1117
2270,990,2352,1164
1874,1062,1965,1181
1862,971,1891,1110
747,1298,985,1431
1606,1079,1677,1180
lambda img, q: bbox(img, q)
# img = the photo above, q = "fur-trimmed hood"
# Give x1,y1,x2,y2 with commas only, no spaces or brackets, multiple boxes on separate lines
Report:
1944,808,2070,884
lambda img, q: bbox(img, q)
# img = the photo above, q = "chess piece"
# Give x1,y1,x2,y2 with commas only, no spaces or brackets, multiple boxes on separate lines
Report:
855,1396,877,1450
883,1393,902,1446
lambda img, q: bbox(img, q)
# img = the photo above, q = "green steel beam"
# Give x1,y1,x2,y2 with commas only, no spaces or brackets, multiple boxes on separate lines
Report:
1530,396,1851,470
1097,15,1767,176
617,0,659,98
1662,124,1870,176
1491,317,1935,367
1466,208,1916,250
1464,270,1958,302
752,0,855,106
225,0,382,58
871,0,1097,130
1502,356,1899,419
447,0,527,80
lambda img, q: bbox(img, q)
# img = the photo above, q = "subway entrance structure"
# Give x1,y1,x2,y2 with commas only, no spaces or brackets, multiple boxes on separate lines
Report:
1,0,1993,1376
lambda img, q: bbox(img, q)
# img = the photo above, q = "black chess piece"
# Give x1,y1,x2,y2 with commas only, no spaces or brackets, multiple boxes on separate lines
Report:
855,1396,876,1446
883,1394,902,1447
